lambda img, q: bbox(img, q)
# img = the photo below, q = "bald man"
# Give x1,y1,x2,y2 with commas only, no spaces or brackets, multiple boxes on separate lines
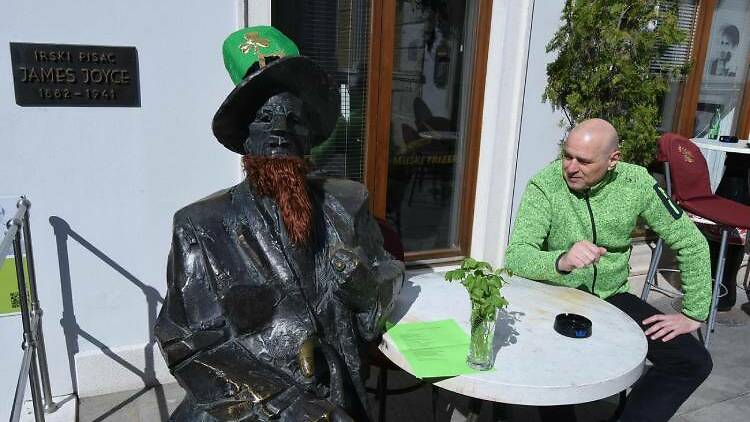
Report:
506,119,713,422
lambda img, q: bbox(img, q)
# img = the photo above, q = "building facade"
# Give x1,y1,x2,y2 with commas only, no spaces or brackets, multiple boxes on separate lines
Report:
1,0,746,415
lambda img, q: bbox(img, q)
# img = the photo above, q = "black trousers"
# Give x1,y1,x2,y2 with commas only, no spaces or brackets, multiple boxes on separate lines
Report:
539,293,713,422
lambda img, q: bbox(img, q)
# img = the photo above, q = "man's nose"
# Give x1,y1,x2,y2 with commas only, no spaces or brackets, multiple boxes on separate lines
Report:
564,159,579,173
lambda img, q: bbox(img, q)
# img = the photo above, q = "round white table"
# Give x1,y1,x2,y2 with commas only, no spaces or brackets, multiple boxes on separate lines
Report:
380,271,647,406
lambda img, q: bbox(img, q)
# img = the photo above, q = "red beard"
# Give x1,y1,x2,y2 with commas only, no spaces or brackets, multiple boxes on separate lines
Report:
242,155,312,246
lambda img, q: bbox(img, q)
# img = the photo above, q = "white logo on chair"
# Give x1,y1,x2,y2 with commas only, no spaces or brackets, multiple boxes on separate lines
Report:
677,145,694,163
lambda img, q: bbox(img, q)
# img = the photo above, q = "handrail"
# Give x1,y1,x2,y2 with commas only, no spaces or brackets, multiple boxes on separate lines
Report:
4,197,57,422
0,202,27,268
10,321,35,420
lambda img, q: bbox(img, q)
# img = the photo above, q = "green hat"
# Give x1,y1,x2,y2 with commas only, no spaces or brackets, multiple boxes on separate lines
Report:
212,26,339,154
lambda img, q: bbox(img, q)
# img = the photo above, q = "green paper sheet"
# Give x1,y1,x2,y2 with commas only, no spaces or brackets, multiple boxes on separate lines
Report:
387,319,481,378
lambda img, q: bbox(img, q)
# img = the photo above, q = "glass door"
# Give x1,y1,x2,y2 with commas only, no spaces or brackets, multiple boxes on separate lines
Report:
383,0,477,255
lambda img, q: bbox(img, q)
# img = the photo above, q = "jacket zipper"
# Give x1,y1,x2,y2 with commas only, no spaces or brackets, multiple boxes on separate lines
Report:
584,192,598,294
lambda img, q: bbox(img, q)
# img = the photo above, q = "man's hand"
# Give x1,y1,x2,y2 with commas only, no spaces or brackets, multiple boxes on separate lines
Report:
643,313,701,342
557,240,607,273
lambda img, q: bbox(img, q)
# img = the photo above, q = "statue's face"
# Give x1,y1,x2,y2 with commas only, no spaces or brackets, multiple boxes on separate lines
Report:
244,92,311,157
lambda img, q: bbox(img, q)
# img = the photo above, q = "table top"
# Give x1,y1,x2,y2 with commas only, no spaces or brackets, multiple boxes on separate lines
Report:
380,271,647,406
418,130,458,141
692,137,750,154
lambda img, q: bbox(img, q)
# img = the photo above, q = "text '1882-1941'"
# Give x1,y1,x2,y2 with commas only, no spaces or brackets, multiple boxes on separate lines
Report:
10,42,140,107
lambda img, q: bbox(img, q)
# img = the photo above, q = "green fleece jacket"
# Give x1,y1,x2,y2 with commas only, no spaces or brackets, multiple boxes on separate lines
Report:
505,160,712,321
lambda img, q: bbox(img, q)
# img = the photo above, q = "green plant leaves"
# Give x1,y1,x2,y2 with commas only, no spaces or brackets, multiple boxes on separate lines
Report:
444,257,510,321
445,269,466,281
543,0,690,168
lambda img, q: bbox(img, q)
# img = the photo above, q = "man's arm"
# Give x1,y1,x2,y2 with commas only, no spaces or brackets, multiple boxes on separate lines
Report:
505,182,583,286
640,181,712,323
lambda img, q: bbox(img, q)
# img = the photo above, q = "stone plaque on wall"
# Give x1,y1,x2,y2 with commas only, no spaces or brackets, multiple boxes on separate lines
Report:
9,42,140,107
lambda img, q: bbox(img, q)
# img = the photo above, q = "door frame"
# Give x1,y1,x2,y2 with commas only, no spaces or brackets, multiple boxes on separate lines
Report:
364,0,495,261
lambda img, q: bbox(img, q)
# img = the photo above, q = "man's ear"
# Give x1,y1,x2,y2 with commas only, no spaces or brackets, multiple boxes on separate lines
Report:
608,149,621,170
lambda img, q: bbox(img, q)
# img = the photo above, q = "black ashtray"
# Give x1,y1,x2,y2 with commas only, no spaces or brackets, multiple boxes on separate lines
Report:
554,313,592,338
719,135,738,143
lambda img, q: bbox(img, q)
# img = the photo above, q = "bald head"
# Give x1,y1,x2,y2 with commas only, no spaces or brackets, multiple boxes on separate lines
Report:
566,118,619,156
561,119,621,192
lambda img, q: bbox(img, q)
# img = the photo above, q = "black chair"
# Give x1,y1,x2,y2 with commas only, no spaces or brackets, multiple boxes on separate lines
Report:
367,218,433,422
413,97,433,132
413,96,454,132
400,123,427,207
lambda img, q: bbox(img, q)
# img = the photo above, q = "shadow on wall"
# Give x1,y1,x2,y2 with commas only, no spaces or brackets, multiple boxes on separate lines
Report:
48,216,168,422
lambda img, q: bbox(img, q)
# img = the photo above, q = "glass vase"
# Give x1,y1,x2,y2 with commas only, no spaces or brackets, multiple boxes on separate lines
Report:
467,306,496,370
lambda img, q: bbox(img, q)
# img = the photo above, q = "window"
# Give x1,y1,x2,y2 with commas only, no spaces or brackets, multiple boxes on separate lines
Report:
656,0,700,132
368,0,492,261
382,1,471,254
273,0,370,181
692,0,750,138
666,0,750,139
274,0,493,262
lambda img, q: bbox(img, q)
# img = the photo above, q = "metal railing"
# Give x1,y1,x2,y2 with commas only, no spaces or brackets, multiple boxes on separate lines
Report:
2,197,57,422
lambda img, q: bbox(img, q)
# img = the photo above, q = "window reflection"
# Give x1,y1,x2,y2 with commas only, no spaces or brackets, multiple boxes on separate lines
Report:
386,0,471,253
693,0,750,138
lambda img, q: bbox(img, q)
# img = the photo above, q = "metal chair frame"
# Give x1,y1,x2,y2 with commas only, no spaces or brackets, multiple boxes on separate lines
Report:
640,162,731,347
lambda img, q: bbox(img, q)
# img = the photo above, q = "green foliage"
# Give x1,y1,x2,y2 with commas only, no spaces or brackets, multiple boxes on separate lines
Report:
543,0,690,167
445,258,511,321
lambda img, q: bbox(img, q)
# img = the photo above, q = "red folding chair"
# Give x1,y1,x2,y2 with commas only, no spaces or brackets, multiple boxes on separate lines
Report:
641,133,750,347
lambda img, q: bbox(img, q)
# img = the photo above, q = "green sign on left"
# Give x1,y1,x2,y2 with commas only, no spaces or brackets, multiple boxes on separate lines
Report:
0,257,27,316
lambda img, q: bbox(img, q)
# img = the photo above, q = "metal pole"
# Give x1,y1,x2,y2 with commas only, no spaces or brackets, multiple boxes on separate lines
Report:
10,219,45,422
0,202,28,271
705,229,729,347
18,198,57,413
10,348,33,422
640,238,664,301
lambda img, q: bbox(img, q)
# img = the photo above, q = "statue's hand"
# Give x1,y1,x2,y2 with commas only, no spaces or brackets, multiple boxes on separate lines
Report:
330,247,377,310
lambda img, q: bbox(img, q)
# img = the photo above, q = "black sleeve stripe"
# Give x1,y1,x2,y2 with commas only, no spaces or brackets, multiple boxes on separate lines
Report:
653,183,683,220
555,252,571,274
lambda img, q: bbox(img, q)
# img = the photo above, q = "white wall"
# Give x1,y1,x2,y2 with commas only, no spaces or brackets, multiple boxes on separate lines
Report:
510,0,568,221
1,0,241,415
470,0,534,265
470,0,568,266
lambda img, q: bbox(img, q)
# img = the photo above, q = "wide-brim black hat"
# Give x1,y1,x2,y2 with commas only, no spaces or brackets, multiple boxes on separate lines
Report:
212,55,339,154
